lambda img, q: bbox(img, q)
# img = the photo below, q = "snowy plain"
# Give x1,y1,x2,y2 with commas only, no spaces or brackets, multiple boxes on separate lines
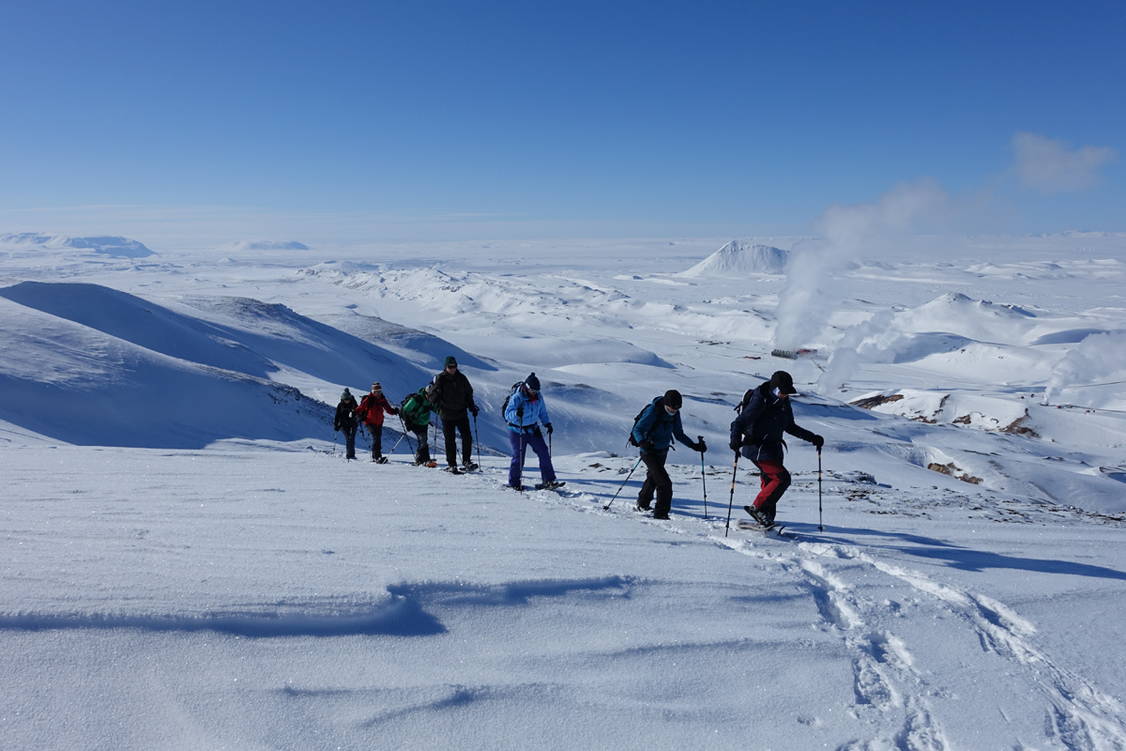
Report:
1,232,1125,750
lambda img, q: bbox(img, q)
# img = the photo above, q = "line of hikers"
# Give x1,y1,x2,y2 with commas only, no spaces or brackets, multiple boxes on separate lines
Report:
334,360,823,528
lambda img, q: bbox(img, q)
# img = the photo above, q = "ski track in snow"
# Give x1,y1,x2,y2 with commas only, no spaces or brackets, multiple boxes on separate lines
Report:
478,462,1126,751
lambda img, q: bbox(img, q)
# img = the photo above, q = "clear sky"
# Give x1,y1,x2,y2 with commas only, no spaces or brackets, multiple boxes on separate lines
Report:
1,0,1123,244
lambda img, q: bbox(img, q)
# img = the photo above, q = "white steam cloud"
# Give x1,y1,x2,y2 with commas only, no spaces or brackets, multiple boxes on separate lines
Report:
773,179,948,352
1043,331,1126,406
1012,132,1118,193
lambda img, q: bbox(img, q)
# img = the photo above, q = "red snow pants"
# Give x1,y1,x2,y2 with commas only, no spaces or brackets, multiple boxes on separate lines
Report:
751,459,791,520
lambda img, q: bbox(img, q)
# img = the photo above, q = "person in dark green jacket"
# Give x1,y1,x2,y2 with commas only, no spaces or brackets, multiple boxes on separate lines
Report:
400,385,436,466
630,389,706,520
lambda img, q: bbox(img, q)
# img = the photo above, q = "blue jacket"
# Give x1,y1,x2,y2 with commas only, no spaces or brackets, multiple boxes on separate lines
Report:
730,382,818,463
505,388,551,433
632,396,695,452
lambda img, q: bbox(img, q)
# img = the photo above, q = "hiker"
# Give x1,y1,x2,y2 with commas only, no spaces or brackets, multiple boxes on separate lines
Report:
503,372,561,490
400,385,436,466
729,370,824,528
631,389,706,520
356,382,399,463
333,388,359,460
429,355,479,471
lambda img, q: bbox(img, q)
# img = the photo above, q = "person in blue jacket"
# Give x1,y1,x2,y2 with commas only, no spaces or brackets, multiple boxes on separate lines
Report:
504,372,561,491
631,389,706,520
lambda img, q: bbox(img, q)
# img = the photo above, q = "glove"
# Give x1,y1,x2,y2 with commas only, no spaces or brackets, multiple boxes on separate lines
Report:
545,423,553,435
641,440,655,452
812,434,825,449
729,440,741,452
696,439,707,453
470,406,479,417
516,407,524,420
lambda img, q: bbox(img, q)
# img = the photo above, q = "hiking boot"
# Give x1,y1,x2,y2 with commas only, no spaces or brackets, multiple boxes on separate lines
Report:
636,501,651,512
462,462,479,472
652,513,670,520
744,505,774,528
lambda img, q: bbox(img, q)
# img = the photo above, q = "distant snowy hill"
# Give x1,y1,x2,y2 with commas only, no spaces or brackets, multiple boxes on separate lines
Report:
0,232,154,258
680,240,789,276
0,282,438,448
229,240,310,252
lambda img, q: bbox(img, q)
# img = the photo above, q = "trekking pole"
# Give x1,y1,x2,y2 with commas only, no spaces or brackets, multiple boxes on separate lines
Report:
698,436,708,519
473,413,481,468
389,432,407,453
724,452,740,537
817,447,824,532
397,415,415,456
603,456,644,510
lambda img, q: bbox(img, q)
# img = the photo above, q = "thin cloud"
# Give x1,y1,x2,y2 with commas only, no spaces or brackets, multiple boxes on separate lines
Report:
1012,132,1117,193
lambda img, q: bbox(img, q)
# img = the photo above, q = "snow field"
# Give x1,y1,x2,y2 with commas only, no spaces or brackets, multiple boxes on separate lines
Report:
2,233,1126,749
3,444,1124,749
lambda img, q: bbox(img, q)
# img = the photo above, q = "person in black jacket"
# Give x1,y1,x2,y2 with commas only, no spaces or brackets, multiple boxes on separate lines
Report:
730,371,824,528
430,356,480,470
333,388,359,460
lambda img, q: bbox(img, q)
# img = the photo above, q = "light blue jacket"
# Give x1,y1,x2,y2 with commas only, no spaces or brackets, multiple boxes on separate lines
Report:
504,388,551,433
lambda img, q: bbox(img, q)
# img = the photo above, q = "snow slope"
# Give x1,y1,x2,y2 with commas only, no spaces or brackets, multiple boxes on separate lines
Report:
2,445,1123,749
1,234,1124,749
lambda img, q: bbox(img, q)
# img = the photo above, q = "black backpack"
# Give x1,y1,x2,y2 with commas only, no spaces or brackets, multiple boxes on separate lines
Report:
500,381,524,420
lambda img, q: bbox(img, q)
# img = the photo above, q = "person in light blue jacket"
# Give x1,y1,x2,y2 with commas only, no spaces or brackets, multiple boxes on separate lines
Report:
504,372,560,491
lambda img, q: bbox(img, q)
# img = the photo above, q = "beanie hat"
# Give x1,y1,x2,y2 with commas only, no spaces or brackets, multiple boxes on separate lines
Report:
341,388,353,400
524,372,541,392
663,389,683,409
770,371,797,395
444,355,458,368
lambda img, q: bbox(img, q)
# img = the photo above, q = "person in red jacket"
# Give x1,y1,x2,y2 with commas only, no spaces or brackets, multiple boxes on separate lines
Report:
356,382,399,463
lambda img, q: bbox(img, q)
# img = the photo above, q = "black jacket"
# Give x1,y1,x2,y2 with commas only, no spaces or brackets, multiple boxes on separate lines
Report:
334,398,358,432
730,382,817,463
430,370,477,421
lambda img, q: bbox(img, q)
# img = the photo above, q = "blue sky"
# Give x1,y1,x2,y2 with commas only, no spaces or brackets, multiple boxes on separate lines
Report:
1,0,1123,242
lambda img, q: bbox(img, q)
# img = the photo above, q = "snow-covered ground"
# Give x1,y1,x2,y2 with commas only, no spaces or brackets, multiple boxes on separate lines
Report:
1,233,1124,749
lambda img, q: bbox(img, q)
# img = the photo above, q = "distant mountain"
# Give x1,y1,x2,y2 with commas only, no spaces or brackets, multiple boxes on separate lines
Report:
0,233,154,258
680,241,789,277
230,240,311,251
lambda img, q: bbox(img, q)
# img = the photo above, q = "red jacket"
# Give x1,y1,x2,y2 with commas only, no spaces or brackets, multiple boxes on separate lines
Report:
357,393,398,427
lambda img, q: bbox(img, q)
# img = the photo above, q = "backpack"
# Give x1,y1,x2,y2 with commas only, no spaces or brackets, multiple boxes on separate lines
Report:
500,381,524,421
627,401,656,447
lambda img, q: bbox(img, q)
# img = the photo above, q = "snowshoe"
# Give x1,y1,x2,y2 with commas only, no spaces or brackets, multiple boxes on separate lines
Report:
507,484,526,492
372,456,389,464
443,465,463,475
743,505,775,529
461,462,479,472
534,481,566,491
